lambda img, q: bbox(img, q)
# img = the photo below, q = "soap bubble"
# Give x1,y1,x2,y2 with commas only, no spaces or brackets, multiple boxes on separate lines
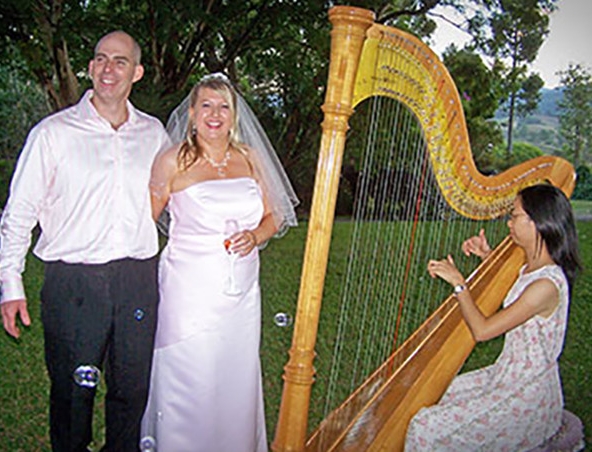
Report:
274,312,293,327
139,436,156,451
134,308,145,321
73,365,100,388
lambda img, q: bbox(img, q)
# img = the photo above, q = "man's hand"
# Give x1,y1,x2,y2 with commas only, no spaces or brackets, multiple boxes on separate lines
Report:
1,299,31,338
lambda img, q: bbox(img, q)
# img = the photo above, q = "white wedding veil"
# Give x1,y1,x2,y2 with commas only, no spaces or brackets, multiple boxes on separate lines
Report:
161,73,299,237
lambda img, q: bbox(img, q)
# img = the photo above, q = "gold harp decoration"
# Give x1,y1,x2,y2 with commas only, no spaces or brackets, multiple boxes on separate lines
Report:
272,6,575,452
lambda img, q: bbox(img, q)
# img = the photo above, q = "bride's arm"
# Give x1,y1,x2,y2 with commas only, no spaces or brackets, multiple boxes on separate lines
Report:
248,204,278,245
246,146,280,242
230,202,277,257
149,145,179,221
229,147,280,255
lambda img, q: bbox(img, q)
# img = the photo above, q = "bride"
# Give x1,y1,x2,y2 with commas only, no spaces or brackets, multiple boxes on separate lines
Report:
141,74,298,452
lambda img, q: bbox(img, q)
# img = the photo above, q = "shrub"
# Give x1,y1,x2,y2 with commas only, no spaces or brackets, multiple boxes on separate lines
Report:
573,165,592,200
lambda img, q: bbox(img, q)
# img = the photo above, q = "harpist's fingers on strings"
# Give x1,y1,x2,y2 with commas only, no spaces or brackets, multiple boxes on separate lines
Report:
462,238,477,256
427,260,440,278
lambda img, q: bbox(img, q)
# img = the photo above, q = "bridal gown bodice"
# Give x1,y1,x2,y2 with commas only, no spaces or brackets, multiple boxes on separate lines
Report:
154,177,265,349
142,177,268,452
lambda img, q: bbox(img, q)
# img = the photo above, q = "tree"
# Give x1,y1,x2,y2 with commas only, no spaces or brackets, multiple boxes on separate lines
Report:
572,165,592,200
0,0,335,207
0,39,50,204
558,63,592,169
490,141,543,172
0,0,558,211
0,0,90,110
442,46,504,171
475,0,556,155
516,73,544,118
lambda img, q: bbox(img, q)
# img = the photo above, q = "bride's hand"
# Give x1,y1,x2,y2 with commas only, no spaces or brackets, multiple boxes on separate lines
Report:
228,230,258,256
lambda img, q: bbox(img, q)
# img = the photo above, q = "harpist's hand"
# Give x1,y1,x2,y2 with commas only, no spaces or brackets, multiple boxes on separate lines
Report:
427,255,465,288
461,228,491,259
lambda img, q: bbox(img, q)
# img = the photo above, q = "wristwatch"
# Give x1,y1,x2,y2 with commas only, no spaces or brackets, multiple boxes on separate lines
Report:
453,284,467,295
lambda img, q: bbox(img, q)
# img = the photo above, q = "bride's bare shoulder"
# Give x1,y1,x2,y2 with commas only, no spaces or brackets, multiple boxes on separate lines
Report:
154,143,183,170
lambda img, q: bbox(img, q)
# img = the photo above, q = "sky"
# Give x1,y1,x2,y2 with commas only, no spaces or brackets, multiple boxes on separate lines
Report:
431,0,592,88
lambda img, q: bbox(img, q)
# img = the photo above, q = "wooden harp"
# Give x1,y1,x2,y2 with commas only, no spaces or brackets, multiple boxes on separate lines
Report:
272,6,575,452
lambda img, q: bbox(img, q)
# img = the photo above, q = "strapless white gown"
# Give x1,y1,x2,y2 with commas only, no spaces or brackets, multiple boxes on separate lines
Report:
141,177,268,452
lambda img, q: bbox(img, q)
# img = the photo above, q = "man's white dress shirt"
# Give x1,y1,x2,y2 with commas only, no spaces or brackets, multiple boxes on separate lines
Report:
0,90,172,302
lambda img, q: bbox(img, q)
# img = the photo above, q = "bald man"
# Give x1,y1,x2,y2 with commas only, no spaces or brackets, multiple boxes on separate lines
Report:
0,31,171,451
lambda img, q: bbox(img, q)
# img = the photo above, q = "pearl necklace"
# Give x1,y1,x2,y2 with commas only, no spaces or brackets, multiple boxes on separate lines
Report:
203,148,231,177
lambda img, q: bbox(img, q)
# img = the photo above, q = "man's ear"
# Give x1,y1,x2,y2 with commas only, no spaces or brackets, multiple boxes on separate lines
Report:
133,64,145,83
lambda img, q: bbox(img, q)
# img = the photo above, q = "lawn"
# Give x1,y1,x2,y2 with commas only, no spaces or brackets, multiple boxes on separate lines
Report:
573,199,592,218
0,221,590,451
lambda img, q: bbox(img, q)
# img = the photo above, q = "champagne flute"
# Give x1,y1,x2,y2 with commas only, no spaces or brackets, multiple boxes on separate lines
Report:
223,219,241,295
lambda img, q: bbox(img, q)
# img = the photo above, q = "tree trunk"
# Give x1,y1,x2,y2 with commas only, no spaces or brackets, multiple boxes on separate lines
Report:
574,123,581,168
31,0,79,110
506,90,516,157
53,37,80,109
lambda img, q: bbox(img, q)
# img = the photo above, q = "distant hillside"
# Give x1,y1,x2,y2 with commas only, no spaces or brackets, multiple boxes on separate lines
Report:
496,87,564,155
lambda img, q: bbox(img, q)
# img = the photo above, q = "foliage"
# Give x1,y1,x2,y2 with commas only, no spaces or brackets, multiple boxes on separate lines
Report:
507,141,544,162
467,117,505,174
443,46,501,120
442,46,505,171
0,41,50,204
573,165,592,201
516,73,544,118
489,141,544,172
557,64,592,169
0,0,566,212
513,110,563,156
0,0,89,109
474,0,557,154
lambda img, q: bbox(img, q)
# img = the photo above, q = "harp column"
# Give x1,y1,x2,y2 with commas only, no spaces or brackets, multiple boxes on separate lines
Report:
272,6,375,452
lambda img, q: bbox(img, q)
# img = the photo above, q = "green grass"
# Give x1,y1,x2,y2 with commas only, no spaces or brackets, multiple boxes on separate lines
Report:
573,199,592,217
1,221,590,450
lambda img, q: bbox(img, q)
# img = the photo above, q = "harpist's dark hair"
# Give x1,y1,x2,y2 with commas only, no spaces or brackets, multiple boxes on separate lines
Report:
519,184,582,291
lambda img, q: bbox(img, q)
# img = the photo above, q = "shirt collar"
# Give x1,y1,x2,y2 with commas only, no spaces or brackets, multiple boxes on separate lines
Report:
78,90,139,126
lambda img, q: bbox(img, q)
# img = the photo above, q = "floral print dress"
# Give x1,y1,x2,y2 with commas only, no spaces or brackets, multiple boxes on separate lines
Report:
405,265,569,452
